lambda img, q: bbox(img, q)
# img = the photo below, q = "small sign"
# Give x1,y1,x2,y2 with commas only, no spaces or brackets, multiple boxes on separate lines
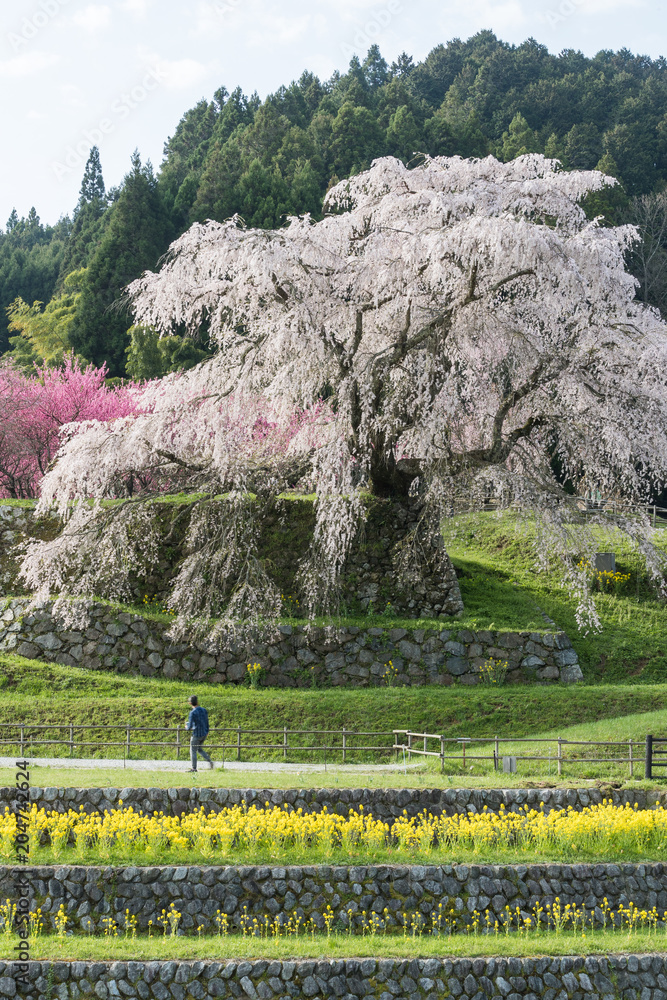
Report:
595,552,616,573
502,756,517,773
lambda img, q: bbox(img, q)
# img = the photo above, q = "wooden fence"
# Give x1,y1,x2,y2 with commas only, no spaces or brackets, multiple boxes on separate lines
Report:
481,496,667,527
0,724,656,778
0,723,395,764
393,731,646,778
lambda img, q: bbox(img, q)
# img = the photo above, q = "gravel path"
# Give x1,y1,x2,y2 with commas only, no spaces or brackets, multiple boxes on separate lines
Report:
0,755,418,773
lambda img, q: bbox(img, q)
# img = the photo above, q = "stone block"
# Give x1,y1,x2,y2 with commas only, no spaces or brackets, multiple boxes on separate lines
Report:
444,640,466,657
536,665,559,680
521,655,546,669
397,641,421,662
16,642,40,659
554,649,579,667
227,663,247,682
446,656,469,676
33,632,63,651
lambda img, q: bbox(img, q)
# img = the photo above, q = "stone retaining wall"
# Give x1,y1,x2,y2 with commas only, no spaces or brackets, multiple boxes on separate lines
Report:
0,599,583,687
2,861,665,934
0,497,466,623
4,955,663,1000
3,784,656,820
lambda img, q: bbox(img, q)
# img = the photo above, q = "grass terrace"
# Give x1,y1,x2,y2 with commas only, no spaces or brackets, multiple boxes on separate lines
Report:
2,928,667,961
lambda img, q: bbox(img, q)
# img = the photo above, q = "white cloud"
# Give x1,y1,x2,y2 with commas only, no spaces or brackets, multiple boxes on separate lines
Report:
246,13,311,47
121,0,153,17
580,0,645,12
73,5,112,33
59,83,88,109
0,51,59,78
439,0,527,33
151,57,211,90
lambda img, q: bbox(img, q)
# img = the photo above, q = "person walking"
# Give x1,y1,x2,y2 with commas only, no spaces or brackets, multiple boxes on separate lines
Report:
186,695,214,772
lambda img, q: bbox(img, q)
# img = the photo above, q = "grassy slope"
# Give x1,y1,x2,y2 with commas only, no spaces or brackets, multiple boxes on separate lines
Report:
3,654,667,749
5,930,666,961
445,513,667,683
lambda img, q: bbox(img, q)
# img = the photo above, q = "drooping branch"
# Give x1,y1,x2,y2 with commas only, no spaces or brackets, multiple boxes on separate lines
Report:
20,154,667,637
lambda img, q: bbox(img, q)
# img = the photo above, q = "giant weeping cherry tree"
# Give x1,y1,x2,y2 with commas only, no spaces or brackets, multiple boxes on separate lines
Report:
22,154,667,639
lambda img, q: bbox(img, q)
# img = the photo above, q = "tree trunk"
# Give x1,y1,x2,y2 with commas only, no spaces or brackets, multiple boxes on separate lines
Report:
369,443,418,497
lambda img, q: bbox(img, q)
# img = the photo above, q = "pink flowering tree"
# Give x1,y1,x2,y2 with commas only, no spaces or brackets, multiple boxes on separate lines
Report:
20,154,667,635
0,355,141,500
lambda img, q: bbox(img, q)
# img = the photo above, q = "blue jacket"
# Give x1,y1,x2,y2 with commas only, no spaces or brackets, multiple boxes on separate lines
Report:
187,706,209,740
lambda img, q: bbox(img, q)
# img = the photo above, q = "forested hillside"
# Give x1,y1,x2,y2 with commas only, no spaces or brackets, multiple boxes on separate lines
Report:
3,32,667,375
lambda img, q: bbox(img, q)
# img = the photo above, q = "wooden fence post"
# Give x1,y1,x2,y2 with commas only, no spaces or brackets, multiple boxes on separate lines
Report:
176,725,181,761
557,737,563,776
440,736,445,773
237,726,241,762
629,738,633,779
126,723,131,761
284,727,288,761
342,727,346,765
494,736,499,772
646,735,653,780
19,724,24,759
407,732,412,763
69,723,74,758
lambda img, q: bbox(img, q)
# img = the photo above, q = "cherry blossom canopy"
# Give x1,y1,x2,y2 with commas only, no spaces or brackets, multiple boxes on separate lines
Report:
22,155,667,635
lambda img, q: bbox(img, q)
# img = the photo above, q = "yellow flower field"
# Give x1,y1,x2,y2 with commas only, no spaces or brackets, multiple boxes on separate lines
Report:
2,799,667,864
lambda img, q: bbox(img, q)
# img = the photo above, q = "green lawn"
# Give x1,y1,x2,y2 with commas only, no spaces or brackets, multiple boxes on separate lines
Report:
18,837,667,869
0,766,653,790
445,512,667,683
4,929,666,961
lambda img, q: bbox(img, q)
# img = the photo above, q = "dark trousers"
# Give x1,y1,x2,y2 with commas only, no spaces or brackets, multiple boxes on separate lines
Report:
190,735,212,770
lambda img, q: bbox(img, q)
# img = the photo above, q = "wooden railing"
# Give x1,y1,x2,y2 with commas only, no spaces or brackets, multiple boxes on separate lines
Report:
392,731,647,778
0,724,656,778
0,723,395,764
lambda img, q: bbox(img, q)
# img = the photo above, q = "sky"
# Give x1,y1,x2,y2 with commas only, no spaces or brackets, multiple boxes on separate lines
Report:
1,0,666,226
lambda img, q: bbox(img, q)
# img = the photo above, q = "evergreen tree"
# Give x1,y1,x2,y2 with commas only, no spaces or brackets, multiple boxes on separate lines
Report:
499,113,541,160
70,152,173,374
79,146,106,204
386,106,422,163
125,324,212,380
58,148,108,283
0,213,69,353
564,123,602,170
330,102,385,176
